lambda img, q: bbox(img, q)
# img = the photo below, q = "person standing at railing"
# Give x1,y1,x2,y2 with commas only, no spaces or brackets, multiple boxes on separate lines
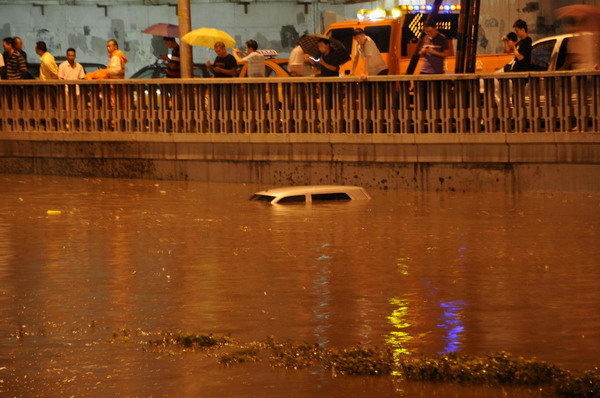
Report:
206,41,237,77
510,19,532,72
58,48,85,80
351,28,388,79
234,40,265,77
85,40,127,80
501,32,519,72
161,37,181,78
308,37,342,77
35,41,58,80
2,37,27,80
57,48,85,117
289,41,309,77
419,21,450,75
0,51,4,79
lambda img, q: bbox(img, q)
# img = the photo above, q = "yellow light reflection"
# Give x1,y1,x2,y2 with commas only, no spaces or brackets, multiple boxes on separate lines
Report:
396,256,410,275
386,297,413,372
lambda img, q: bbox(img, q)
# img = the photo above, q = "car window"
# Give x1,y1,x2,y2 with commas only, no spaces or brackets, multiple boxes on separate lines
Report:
531,39,556,71
132,68,156,79
249,194,275,202
265,64,277,77
193,64,210,78
364,26,392,53
329,28,354,56
278,195,306,203
82,64,105,73
311,193,352,202
556,38,569,70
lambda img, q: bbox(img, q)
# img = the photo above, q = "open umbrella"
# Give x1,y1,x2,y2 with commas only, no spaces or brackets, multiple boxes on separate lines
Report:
142,23,180,38
555,5,600,31
298,34,351,65
181,27,236,48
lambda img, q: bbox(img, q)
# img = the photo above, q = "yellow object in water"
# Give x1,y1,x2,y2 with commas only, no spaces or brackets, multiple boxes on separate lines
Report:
46,210,62,215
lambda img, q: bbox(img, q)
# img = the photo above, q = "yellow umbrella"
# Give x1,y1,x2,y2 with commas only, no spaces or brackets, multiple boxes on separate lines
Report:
181,27,236,49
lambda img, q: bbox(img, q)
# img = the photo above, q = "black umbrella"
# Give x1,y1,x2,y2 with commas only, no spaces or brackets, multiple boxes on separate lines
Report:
298,34,351,65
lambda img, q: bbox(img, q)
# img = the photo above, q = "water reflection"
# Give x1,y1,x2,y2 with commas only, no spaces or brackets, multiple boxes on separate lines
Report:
438,300,467,354
387,297,413,360
0,175,599,397
312,243,333,345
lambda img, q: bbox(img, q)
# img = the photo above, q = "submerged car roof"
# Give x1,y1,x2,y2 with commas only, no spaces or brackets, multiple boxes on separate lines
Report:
251,185,371,204
255,185,368,197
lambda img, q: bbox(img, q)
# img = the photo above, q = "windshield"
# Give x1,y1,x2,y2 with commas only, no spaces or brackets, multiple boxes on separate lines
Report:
249,194,276,202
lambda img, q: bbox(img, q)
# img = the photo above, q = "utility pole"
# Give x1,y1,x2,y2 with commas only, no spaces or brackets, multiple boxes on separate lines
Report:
178,0,193,78
405,0,445,75
455,0,481,73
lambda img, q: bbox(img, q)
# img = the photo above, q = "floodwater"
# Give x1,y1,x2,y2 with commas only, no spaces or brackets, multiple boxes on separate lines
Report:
0,174,598,397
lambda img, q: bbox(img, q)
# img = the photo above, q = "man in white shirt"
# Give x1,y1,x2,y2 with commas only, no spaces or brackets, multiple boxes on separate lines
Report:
351,28,388,78
235,40,265,77
35,41,58,80
58,48,85,80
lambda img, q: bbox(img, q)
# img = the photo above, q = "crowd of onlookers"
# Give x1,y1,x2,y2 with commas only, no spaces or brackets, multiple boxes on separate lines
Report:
2,17,598,81
1,37,127,81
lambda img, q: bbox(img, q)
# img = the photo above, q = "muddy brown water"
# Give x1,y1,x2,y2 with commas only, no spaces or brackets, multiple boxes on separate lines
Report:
0,175,598,397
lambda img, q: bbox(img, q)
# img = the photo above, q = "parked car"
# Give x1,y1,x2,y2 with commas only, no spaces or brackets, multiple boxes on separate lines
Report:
130,62,210,79
26,56,105,79
250,185,371,204
237,58,290,78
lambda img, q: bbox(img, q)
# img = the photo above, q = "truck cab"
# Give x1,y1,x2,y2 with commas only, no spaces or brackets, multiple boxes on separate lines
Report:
324,4,512,75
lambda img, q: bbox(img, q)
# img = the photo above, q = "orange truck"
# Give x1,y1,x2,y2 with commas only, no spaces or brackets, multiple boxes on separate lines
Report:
324,4,512,75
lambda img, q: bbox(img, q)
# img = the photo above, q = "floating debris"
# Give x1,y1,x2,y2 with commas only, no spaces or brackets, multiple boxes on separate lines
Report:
25,324,599,397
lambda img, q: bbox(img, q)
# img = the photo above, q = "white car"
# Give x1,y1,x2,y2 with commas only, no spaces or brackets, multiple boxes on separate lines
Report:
250,185,371,204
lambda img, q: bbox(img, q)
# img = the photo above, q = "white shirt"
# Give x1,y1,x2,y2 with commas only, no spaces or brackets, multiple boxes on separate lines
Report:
354,36,387,75
243,51,265,77
289,45,310,76
58,61,85,80
289,46,304,66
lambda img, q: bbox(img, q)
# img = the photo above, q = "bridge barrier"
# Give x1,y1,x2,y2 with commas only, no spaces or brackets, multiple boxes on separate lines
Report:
1,71,599,135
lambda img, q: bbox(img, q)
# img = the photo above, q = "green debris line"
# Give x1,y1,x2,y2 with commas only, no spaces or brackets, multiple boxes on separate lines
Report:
17,325,600,398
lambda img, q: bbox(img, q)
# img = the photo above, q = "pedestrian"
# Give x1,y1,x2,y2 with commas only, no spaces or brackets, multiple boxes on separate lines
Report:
35,41,58,80
501,32,518,71
85,39,127,79
206,41,237,77
288,41,308,77
419,21,450,74
2,37,27,80
510,19,532,71
234,39,265,77
161,37,181,78
14,37,28,63
58,48,85,80
351,28,388,78
308,37,342,77
558,15,600,71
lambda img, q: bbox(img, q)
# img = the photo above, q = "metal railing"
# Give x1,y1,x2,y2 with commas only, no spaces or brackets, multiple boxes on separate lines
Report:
1,71,599,134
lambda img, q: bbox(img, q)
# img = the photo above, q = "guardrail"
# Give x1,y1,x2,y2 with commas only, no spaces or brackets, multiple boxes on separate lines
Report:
1,71,599,134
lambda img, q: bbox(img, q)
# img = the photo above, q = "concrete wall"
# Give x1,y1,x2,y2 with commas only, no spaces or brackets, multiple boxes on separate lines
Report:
1,132,598,193
2,0,599,77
